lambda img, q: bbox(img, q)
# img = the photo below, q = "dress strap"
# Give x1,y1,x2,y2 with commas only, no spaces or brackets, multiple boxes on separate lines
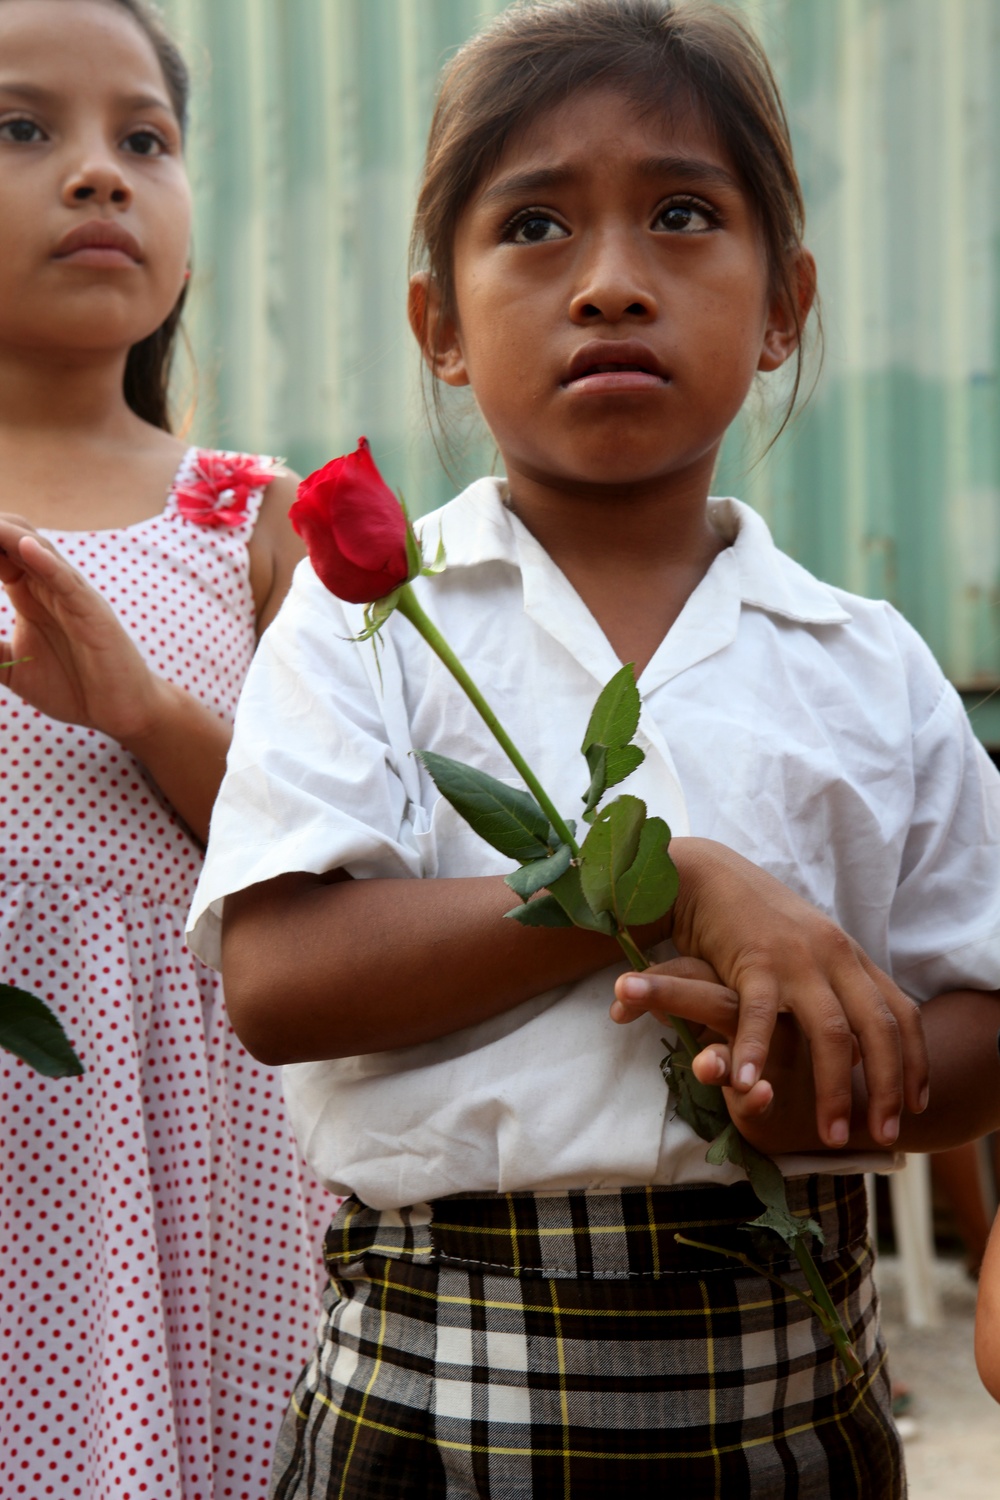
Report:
166,448,278,534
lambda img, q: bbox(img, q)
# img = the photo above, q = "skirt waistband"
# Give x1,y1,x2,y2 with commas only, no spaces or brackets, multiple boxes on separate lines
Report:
326,1176,868,1281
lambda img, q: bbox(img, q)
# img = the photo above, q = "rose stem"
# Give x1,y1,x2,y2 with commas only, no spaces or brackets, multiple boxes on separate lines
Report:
675,1233,862,1383
397,586,703,1057
397,586,580,856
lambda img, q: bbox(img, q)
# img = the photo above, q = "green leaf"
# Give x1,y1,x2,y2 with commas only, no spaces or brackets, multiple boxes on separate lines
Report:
416,750,551,862
582,744,647,822
504,844,573,901
404,524,423,580
0,986,84,1078
546,866,617,935
747,1204,823,1248
504,894,576,929
421,530,447,577
581,663,642,753
661,1039,730,1143
604,743,645,790
737,1136,824,1250
580,667,646,818
578,795,646,917
582,744,608,822
705,1120,743,1167
614,816,679,926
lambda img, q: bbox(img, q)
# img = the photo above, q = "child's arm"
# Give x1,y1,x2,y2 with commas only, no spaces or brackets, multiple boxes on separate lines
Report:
614,956,998,1154
220,835,927,1150
0,478,303,842
976,1209,1000,1402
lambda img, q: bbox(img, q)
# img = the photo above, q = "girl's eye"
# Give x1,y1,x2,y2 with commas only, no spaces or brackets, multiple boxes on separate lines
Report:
122,129,166,157
506,213,568,245
655,200,718,234
0,117,45,145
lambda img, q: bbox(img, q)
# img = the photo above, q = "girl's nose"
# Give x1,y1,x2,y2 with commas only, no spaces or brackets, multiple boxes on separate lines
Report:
569,239,657,324
62,156,132,209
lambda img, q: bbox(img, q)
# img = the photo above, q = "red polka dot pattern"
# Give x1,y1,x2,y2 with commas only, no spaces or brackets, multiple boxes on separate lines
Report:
0,452,335,1500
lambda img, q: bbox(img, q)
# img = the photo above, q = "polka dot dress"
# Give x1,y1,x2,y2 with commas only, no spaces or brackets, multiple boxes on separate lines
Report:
0,451,334,1500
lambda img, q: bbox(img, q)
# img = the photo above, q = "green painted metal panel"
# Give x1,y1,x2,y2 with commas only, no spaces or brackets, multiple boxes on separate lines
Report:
162,0,1000,737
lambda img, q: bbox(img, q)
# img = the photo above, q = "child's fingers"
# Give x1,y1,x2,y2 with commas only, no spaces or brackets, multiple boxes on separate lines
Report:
727,970,857,1146
692,1043,776,1118
691,1041,730,1084
15,534,80,596
0,525,76,603
611,959,739,1032
803,947,924,1147
853,947,929,1117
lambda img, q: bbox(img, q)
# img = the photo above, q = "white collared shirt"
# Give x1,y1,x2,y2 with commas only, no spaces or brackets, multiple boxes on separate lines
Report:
188,481,1000,1210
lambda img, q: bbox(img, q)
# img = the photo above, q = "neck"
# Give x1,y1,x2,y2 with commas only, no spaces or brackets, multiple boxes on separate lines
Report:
503,452,721,578
502,452,726,678
0,345,137,448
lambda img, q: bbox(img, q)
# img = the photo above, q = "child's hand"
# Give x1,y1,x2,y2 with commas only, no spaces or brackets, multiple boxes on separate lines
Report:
0,514,161,741
612,956,827,1156
612,837,928,1150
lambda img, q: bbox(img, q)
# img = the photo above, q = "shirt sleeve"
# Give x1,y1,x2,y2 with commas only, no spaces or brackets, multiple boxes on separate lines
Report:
887,613,1000,999
187,560,426,970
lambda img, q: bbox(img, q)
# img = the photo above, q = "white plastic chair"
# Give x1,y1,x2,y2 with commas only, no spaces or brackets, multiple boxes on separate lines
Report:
868,1156,942,1327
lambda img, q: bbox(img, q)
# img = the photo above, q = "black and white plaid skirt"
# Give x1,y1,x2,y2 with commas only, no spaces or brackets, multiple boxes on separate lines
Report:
271,1176,902,1499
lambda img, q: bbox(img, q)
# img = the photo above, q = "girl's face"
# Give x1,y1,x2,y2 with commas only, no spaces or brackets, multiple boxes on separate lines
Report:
420,86,808,500
0,0,190,360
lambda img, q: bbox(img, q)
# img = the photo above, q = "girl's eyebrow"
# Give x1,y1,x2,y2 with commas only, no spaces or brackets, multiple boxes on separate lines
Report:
0,81,174,114
637,155,740,191
479,154,739,207
0,82,55,102
479,165,575,205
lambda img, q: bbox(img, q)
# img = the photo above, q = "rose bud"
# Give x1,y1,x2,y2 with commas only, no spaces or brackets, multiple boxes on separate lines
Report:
290,438,414,604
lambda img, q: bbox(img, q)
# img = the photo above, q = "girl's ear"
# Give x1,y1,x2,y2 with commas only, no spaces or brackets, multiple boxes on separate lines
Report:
407,273,469,388
758,249,817,372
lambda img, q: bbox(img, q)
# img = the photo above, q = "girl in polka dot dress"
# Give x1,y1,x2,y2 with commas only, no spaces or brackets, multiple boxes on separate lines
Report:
0,3,331,1497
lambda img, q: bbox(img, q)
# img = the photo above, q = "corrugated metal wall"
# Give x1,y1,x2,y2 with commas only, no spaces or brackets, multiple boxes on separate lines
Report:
161,0,1000,738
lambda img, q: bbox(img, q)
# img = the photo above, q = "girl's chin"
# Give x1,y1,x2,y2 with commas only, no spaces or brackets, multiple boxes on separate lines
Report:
6,309,175,356
505,451,711,495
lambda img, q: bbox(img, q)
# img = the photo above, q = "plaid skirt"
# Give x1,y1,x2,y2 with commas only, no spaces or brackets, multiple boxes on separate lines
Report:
270,1176,903,1499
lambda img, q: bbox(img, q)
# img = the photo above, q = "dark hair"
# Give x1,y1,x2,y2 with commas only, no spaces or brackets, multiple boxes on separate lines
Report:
412,0,815,441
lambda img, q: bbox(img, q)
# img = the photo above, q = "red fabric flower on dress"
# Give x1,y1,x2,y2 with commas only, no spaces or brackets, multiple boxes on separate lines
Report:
174,451,274,528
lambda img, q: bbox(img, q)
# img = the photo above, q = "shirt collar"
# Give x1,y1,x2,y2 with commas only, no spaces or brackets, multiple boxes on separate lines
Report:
421,479,852,630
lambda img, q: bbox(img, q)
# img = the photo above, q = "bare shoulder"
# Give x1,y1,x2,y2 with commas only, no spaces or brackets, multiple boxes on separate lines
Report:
248,464,307,633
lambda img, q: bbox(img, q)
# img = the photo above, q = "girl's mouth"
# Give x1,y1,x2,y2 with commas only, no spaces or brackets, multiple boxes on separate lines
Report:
566,366,668,392
562,340,669,391
53,220,143,266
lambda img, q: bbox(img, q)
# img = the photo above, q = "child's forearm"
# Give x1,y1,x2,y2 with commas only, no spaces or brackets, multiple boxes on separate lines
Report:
220,835,926,1156
976,1210,1000,1402
887,988,1000,1151
220,868,629,1064
118,677,232,844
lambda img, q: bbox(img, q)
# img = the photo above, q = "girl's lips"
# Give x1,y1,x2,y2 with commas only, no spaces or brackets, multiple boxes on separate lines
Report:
561,339,669,391
563,368,668,393
52,220,143,265
54,245,141,268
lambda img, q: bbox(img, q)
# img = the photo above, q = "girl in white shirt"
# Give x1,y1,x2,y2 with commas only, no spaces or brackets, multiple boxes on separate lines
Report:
190,2,1000,1495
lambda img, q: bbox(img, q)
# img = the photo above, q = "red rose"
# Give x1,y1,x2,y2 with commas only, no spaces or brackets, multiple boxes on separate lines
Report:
290,438,413,604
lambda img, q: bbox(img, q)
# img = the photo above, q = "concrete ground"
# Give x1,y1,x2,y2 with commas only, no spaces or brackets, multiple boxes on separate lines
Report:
877,1254,1000,1498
